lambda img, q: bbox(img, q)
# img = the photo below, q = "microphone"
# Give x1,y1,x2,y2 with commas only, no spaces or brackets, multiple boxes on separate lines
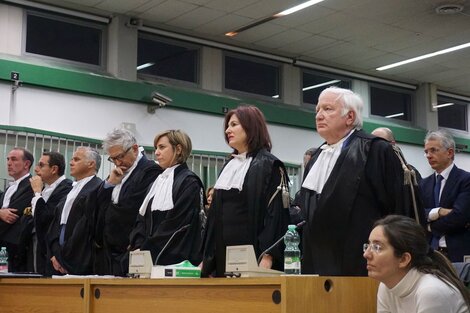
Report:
154,224,190,266
257,221,306,265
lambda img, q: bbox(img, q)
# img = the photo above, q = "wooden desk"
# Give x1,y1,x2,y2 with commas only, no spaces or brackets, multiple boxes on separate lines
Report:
0,276,378,313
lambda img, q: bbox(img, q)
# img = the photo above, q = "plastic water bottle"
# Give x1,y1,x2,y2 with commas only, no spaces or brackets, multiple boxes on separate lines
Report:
0,247,8,273
284,225,301,274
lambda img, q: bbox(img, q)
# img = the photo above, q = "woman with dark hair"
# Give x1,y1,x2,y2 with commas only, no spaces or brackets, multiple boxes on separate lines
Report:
202,105,291,277
129,130,205,266
364,215,470,313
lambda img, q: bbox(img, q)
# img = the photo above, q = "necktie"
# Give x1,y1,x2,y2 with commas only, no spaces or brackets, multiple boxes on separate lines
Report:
434,174,443,207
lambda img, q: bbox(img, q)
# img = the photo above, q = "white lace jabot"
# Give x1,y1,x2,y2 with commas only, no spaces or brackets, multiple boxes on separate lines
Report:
214,153,252,191
302,130,354,193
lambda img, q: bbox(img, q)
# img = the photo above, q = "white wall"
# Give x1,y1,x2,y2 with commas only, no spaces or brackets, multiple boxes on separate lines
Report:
1,82,316,165
3,81,470,173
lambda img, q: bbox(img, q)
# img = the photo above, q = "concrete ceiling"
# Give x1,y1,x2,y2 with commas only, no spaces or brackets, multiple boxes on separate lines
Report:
33,0,470,97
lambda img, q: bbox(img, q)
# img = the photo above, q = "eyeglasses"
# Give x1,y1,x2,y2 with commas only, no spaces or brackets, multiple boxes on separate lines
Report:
107,147,131,163
423,147,444,156
363,243,383,254
37,162,50,168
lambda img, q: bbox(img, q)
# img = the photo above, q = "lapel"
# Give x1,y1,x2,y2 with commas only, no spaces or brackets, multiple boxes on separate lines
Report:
9,175,32,203
440,165,459,205
317,130,366,209
66,176,100,226
48,179,73,202
121,154,146,194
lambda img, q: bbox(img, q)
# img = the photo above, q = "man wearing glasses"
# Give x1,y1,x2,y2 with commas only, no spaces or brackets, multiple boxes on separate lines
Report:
420,129,470,262
26,151,73,274
94,128,162,276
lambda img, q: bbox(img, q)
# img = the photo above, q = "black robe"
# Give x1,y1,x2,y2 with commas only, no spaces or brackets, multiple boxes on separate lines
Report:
202,149,291,277
129,163,205,267
94,156,162,275
45,176,102,275
32,178,73,274
0,175,34,272
300,130,408,276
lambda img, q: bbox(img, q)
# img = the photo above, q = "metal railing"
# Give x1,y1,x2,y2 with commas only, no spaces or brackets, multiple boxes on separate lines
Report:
0,125,301,195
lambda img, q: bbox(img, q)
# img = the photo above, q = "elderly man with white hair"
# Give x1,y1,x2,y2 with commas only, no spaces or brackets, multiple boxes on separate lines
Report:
300,87,408,276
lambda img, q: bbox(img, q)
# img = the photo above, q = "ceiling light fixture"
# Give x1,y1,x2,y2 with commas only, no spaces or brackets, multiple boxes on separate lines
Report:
274,0,325,17
225,0,324,37
376,42,470,71
433,102,455,109
385,112,404,118
136,62,155,70
303,79,341,91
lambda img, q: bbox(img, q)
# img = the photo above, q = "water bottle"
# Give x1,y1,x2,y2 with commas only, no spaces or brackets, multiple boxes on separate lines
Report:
284,224,301,274
0,247,8,273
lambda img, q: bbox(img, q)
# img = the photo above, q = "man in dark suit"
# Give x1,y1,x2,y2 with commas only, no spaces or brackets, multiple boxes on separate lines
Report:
46,147,102,275
420,130,470,262
372,127,425,225
26,152,73,274
0,147,34,272
299,87,408,276
94,128,161,276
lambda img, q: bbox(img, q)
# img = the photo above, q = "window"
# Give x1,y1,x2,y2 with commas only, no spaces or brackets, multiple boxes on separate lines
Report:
25,11,105,67
370,84,414,121
437,95,467,131
137,34,199,84
224,54,280,98
302,70,351,107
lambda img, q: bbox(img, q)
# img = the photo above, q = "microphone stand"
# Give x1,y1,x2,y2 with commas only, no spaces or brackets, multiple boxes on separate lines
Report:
257,221,306,265
154,224,190,266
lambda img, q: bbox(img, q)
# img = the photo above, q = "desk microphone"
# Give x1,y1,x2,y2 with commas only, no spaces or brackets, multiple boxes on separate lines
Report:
257,220,306,265
154,224,190,266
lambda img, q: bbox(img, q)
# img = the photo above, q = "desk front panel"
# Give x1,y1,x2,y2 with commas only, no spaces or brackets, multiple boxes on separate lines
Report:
90,281,282,313
0,278,85,313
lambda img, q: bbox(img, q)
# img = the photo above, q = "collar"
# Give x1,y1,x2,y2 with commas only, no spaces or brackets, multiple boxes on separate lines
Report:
436,163,454,180
74,175,95,187
46,175,66,189
388,268,421,298
10,173,30,186
232,152,248,160
321,129,355,151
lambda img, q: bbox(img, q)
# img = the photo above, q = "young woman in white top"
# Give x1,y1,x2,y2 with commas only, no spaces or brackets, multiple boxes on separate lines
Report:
364,215,469,313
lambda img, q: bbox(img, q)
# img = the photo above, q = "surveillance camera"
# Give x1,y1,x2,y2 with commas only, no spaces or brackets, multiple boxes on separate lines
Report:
151,92,172,108
126,17,142,28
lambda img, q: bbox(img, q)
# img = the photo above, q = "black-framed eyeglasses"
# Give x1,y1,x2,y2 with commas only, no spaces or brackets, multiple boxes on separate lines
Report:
107,147,131,163
363,243,383,254
37,162,50,168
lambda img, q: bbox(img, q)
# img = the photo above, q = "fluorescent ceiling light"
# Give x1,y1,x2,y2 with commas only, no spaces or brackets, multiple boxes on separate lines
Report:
137,62,155,70
433,102,455,109
275,0,325,17
272,95,280,98
385,112,404,118
377,42,470,71
225,0,324,37
303,79,341,91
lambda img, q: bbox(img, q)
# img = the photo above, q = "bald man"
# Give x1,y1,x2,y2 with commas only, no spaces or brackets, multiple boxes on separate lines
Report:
372,127,424,225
